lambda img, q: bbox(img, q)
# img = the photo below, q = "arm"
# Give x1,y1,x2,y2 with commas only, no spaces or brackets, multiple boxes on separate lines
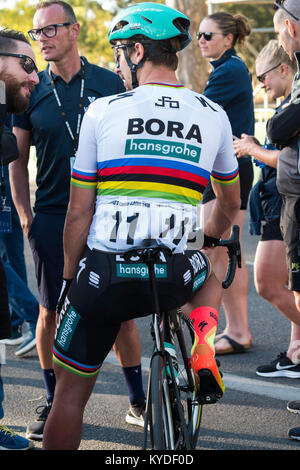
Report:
205,108,241,238
62,100,100,279
267,102,300,146
63,185,95,279
205,179,241,239
233,134,279,168
0,125,19,165
9,127,33,237
0,81,19,165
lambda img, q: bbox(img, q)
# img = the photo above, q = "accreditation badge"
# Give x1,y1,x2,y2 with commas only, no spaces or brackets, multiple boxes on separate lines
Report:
0,204,12,232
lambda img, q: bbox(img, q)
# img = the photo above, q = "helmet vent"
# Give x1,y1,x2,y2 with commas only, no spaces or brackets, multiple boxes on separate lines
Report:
112,20,128,32
141,16,152,24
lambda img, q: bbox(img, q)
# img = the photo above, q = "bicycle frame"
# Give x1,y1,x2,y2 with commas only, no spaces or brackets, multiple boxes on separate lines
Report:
143,258,194,450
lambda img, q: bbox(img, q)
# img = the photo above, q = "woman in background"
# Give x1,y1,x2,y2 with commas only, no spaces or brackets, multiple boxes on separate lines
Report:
234,40,300,378
198,11,254,354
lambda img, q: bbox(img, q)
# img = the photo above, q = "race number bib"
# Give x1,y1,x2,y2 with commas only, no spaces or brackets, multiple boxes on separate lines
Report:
91,198,199,253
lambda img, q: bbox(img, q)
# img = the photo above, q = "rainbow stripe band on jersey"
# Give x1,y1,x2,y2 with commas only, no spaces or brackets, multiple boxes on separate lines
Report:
143,82,185,88
53,346,102,377
71,157,239,206
71,169,98,189
72,157,213,206
210,167,239,185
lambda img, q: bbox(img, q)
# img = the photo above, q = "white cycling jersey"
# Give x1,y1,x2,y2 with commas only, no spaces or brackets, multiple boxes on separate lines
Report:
72,82,238,253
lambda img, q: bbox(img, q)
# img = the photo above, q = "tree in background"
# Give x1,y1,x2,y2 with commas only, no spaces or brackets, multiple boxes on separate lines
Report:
0,0,115,69
219,2,275,75
1,0,276,94
166,1,276,93
166,0,209,92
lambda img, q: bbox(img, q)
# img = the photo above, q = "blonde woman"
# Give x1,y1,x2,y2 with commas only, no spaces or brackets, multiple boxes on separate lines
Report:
234,40,300,377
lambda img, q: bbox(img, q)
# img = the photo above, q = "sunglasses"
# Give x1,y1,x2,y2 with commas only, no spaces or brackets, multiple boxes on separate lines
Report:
257,63,281,82
0,52,38,74
112,43,135,67
273,0,299,21
28,22,72,41
196,32,224,41
112,42,152,67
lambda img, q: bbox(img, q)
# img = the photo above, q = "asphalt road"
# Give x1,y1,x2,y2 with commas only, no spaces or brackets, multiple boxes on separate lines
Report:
2,207,300,455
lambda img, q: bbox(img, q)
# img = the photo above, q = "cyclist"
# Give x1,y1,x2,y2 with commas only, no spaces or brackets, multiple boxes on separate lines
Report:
43,2,241,450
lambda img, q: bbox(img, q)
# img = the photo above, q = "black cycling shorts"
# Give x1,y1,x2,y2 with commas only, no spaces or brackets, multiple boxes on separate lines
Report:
280,196,300,292
202,159,254,210
53,246,211,377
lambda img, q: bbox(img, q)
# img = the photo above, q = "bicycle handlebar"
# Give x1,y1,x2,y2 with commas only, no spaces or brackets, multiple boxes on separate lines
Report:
205,225,242,289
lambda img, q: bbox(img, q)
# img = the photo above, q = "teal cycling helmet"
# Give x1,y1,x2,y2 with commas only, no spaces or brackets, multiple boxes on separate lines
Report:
108,2,191,51
108,3,191,89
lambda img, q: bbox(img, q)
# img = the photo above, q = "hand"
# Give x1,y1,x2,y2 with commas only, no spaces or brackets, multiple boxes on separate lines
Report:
233,134,259,158
56,278,73,314
21,214,34,238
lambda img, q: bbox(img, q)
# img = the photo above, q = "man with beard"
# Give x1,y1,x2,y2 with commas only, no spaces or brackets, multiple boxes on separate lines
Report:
0,32,37,165
0,27,39,450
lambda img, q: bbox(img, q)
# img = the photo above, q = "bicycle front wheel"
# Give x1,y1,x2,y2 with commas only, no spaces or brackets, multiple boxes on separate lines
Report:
150,353,175,450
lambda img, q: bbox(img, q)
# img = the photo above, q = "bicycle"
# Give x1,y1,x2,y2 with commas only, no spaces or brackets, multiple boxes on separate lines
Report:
123,225,241,450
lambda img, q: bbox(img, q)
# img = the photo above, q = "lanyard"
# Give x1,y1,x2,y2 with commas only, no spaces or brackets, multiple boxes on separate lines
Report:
48,58,85,154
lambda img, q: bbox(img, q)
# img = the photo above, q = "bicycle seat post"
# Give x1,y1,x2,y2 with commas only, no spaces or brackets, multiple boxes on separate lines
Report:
145,255,161,319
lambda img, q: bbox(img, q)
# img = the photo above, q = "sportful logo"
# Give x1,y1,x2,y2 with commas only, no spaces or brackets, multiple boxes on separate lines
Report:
89,271,100,288
183,269,192,285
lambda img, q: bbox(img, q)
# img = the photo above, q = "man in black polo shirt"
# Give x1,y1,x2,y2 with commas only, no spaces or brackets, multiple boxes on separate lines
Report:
10,0,145,441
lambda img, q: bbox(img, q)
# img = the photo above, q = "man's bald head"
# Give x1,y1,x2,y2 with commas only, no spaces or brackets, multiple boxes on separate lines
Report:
274,0,300,59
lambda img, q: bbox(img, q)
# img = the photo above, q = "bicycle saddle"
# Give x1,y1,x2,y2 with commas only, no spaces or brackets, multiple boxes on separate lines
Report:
123,239,173,263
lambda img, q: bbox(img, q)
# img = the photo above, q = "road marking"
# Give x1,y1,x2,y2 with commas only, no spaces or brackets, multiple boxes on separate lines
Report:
222,373,300,402
105,351,300,402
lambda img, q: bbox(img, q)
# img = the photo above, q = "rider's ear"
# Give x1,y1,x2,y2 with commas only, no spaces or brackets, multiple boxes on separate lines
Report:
134,43,145,64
